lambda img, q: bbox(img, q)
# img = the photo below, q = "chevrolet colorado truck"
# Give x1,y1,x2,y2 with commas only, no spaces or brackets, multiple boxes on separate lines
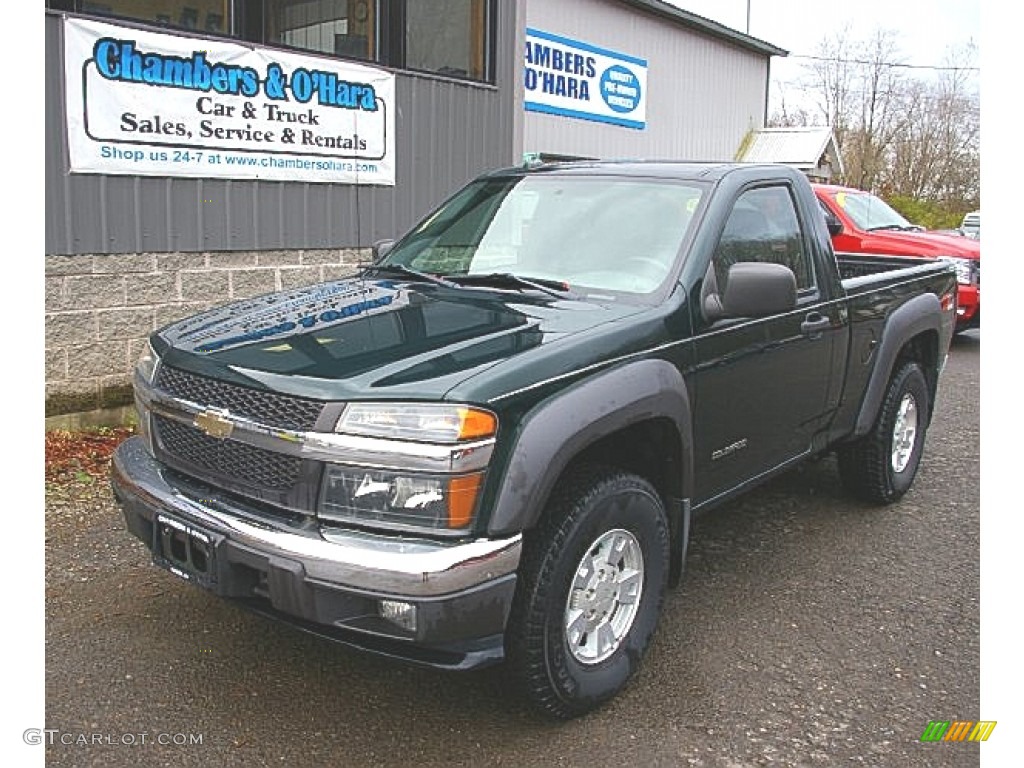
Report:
814,183,979,332
112,162,957,719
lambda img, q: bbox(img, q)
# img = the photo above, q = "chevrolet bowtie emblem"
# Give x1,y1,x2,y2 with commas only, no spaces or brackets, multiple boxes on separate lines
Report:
194,410,234,439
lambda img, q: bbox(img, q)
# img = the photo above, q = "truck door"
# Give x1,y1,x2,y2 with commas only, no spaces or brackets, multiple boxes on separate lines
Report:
691,184,842,505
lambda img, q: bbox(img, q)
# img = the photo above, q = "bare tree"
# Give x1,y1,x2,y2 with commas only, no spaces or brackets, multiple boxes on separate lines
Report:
768,80,812,127
885,78,939,198
882,42,979,206
801,25,858,150
789,30,978,213
848,30,905,190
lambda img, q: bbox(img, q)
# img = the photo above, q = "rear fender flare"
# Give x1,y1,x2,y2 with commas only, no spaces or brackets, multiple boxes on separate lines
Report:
854,292,941,437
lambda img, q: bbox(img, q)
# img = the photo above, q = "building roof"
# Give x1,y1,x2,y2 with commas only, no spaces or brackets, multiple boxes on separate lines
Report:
738,127,844,175
616,0,788,57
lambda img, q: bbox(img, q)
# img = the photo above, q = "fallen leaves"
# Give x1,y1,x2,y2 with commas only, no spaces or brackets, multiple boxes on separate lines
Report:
45,426,135,484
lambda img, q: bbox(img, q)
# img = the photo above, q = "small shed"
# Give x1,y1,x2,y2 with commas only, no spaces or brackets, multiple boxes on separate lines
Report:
737,126,844,182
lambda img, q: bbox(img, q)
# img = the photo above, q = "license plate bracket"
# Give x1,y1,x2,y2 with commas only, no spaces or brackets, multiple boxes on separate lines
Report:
153,513,221,588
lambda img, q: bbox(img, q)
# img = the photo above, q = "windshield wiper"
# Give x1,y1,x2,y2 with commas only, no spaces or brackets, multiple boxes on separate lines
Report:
443,272,576,299
866,224,913,232
363,263,460,288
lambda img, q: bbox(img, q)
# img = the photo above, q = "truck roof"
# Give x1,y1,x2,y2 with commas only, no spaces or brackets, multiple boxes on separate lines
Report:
486,160,804,183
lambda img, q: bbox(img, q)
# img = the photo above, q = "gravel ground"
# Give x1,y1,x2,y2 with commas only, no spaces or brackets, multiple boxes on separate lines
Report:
42,332,979,768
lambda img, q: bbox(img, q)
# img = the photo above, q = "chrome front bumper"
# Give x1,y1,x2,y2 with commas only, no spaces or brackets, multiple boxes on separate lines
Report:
111,437,521,668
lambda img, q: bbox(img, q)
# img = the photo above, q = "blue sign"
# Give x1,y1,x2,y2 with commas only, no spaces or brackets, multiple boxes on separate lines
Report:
600,66,642,113
524,28,648,130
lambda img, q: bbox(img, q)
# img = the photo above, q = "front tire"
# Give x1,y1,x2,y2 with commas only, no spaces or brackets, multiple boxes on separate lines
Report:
838,361,930,503
505,466,670,719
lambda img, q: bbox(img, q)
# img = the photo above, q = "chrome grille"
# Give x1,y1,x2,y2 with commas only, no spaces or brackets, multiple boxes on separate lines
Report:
155,365,323,431
154,416,302,491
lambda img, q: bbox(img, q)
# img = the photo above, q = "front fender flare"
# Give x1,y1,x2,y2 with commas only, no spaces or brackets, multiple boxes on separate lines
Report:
487,359,693,538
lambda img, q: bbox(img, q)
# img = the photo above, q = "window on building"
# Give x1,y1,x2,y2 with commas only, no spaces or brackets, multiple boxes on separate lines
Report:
73,0,231,34
265,0,377,62
51,0,495,83
404,0,488,80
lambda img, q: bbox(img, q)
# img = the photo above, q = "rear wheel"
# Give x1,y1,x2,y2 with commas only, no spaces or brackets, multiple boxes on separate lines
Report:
505,466,669,719
838,361,930,503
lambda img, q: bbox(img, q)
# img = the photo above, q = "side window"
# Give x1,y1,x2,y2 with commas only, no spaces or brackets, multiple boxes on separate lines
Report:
711,186,815,293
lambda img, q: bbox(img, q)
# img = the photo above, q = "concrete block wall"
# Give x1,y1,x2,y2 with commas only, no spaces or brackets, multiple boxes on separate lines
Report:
45,248,370,417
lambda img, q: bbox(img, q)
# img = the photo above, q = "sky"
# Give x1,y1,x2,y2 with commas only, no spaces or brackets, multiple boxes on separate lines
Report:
665,0,980,117
664,0,980,62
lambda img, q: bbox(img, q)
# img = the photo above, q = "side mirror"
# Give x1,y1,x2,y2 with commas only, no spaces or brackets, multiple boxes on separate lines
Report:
372,238,395,263
705,262,797,321
823,210,843,237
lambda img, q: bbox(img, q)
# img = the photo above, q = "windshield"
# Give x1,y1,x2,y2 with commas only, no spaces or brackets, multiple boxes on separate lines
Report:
832,189,912,231
381,174,706,299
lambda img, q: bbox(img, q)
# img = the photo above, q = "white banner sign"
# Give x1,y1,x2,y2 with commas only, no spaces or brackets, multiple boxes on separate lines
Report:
524,28,648,130
63,17,396,184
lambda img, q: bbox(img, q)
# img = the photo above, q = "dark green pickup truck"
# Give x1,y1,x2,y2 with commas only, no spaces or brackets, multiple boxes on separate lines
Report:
112,161,957,718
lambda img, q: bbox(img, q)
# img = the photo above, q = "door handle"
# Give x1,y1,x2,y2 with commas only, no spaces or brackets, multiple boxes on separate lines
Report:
801,312,831,337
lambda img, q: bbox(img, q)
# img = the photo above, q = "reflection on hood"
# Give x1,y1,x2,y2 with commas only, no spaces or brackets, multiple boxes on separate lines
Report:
170,281,407,354
155,276,645,400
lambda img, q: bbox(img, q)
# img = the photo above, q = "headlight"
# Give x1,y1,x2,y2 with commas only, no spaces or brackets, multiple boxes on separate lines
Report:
939,257,975,286
324,403,497,532
319,466,484,532
135,339,160,385
335,403,497,443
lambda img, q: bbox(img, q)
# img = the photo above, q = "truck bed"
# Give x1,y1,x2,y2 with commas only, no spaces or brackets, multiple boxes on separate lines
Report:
836,252,952,297
836,251,940,280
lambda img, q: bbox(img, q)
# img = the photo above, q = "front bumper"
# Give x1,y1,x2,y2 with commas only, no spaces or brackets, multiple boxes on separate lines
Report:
955,284,979,330
111,437,521,670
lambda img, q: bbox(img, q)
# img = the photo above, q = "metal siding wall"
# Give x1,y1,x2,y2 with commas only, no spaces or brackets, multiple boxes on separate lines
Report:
45,5,519,255
523,0,769,161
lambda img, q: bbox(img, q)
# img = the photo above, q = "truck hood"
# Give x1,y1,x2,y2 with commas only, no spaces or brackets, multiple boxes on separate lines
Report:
860,229,981,260
153,277,645,401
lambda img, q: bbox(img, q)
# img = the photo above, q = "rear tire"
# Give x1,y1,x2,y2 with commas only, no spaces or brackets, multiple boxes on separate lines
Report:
505,465,669,719
838,361,930,503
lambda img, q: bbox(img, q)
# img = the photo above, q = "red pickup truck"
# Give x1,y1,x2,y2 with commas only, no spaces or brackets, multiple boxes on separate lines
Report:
814,184,980,332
